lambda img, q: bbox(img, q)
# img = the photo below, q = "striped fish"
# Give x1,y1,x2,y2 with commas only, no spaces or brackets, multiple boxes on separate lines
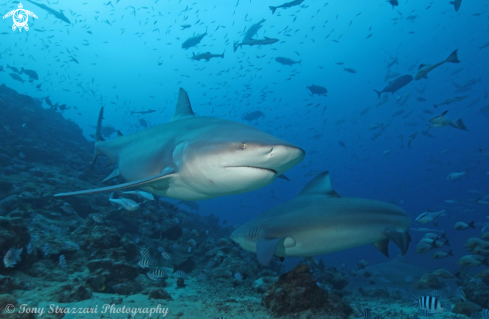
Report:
197,272,207,280
470,309,489,319
140,248,151,259
138,259,151,268
418,309,433,316
60,203,76,214
91,214,104,224
59,255,67,268
176,270,186,278
412,295,444,314
147,269,167,281
357,308,383,319
161,252,171,260
43,243,50,257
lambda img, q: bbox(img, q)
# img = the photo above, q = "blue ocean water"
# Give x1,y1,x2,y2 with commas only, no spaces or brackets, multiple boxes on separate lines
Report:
1,0,489,314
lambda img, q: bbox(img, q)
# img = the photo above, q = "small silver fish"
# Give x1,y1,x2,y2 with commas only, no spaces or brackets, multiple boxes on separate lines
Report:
3,248,23,268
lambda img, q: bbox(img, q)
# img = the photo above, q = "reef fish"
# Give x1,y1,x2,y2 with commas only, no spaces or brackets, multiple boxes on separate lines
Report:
54,88,304,200
230,171,411,266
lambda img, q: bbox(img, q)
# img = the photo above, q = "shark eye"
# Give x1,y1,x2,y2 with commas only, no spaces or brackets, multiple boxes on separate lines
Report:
240,142,247,149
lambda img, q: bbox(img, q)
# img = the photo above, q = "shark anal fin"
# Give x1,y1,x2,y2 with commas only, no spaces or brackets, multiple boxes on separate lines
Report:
373,238,390,257
385,229,411,255
256,238,284,266
54,170,175,197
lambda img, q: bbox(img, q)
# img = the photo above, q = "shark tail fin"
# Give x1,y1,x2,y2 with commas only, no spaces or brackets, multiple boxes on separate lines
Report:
468,221,475,229
446,49,460,63
448,249,454,257
90,107,105,172
373,90,382,99
269,6,277,14
233,42,239,52
221,51,225,58
454,118,468,131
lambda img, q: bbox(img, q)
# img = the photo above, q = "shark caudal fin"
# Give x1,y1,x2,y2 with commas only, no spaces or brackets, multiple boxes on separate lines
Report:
453,118,468,131
269,6,277,14
233,42,239,52
446,49,460,63
90,107,105,172
374,90,382,99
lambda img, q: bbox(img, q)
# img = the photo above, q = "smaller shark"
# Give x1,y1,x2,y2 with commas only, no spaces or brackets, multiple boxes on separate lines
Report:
414,50,460,80
231,171,411,266
233,37,279,52
428,111,467,131
433,96,468,108
269,0,304,14
26,0,71,24
191,51,224,61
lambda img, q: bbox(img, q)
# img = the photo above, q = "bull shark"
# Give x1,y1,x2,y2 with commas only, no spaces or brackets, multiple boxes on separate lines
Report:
414,49,460,80
428,111,467,131
269,0,305,14
54,88,305,200
230,171,412,266
233,37,279,52
26,0,71,24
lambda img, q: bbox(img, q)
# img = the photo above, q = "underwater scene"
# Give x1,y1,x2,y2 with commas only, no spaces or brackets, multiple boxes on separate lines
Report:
0,0,489,318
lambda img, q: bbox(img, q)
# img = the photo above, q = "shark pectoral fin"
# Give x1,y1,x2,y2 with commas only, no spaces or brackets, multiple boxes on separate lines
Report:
54,170,176,197
256,238,285,266
385,229,411,255
278,174,290,181
298,171,341,198
103,168,120,182
373,238,390,257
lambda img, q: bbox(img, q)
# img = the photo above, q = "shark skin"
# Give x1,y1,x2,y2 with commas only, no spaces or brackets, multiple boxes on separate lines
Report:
55,88,305,200
230,171,411,266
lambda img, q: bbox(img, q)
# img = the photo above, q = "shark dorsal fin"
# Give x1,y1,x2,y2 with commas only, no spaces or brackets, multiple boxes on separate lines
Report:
418,64,428,69
172,88,195,121
298,171,341,197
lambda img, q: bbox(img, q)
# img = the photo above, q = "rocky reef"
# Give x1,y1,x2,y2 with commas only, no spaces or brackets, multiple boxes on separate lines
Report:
262,264,352,318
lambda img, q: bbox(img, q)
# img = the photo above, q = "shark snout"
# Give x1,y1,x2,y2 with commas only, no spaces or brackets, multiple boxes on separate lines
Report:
266,144,305,173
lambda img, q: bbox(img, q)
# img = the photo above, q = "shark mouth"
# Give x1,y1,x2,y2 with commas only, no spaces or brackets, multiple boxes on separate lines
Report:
226,166,277,175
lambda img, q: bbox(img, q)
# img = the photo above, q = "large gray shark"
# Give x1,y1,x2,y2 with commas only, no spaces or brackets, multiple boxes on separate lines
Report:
230,171,411,266
26,0,71,24
54,88,305,200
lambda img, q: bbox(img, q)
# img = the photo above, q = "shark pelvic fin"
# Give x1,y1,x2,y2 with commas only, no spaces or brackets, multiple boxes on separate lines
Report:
373,238,390,257
90,107,105,172
256,238,284,266
103,168,120,182
171,88,195,121
54,169,175,197
385,229,411,255
298,171,341,198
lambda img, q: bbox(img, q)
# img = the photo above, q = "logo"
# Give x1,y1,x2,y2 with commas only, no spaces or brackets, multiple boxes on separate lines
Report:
3,3,37,32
